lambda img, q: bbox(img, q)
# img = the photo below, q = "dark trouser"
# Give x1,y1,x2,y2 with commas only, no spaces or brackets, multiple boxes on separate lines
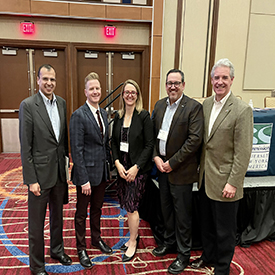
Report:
75,181,107,251
28,183,67,273
199,181,239,275
158,172,193,262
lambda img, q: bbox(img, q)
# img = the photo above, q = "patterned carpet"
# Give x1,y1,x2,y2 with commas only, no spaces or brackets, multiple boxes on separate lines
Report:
0,153,275,275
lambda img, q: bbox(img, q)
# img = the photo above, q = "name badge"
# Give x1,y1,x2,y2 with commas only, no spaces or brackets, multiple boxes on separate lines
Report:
157,129,168,141
120,142,129,152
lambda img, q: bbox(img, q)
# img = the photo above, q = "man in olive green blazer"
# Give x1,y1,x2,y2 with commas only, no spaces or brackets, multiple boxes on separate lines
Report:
191,59,253,275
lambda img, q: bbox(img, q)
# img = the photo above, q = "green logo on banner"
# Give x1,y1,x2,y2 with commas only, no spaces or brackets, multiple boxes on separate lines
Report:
253,123,273,145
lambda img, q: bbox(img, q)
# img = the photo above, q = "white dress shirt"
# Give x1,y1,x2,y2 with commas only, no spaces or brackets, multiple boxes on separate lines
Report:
159,94,183,156
39,90,60,142
86,100,105,135
208,91,231,136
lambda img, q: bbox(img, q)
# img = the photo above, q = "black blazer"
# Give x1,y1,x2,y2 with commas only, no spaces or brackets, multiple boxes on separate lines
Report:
19,92,68,189
152,94,204,185
111,109,154,174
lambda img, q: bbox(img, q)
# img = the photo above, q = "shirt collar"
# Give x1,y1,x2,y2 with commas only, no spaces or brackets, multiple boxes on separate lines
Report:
86,100,100,114
166,94,184,107
214,91,231,105
39,90,57,104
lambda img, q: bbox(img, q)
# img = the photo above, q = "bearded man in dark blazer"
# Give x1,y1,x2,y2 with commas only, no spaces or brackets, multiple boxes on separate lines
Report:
70,72,112,270
19,64,72,275
152,69,204,274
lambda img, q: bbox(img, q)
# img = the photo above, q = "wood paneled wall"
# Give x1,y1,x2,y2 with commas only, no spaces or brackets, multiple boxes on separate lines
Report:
0,0,152,21
0,0,164,111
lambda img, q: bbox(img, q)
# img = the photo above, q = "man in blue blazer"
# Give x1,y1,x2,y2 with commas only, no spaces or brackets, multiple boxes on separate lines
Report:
70,72,112,269
19,64,72,275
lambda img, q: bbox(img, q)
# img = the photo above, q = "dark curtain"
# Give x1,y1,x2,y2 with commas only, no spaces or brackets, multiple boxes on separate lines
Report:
139,179,275,249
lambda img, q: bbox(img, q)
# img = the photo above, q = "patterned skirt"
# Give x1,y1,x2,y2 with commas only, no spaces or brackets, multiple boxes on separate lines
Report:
116,152,147,213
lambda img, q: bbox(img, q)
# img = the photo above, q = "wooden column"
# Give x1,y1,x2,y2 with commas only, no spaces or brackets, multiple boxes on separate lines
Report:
150,0,164,111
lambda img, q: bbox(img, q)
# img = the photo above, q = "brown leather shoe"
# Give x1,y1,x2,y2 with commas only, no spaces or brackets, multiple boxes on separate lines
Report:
190,258,212,269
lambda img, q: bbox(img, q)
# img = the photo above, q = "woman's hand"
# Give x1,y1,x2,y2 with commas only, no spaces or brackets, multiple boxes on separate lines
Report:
115,160,127,180
125,165,139,182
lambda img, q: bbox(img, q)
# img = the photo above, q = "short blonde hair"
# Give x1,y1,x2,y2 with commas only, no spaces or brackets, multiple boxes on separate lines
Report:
118,79,143,118
85,72,100,88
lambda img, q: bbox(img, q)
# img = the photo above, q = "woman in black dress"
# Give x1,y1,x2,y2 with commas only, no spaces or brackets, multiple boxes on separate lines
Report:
111,79,154,262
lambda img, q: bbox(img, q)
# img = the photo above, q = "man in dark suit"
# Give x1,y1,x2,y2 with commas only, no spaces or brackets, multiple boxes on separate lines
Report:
152,69,204,274
70,72,112,269
190,59,253,275
19,64,72,275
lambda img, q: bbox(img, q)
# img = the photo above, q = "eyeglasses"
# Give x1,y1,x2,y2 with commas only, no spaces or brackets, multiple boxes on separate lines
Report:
123,90,138,96
166,81,182,88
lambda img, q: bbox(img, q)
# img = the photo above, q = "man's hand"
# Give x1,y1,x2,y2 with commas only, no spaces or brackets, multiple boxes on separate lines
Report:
82,182,91,196
154,156,165,173
29,182,41,196
163,161,172,173
222,183,237,199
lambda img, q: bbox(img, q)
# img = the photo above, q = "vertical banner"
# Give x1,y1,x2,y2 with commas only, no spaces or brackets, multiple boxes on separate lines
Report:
248,123,273,172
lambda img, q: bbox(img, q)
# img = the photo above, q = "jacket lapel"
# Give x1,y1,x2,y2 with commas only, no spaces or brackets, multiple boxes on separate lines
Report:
204,96,214,141
207,95,233,142
56,97,64,143
100,107,108,143
168,96,186,139
35,93,57,141
156,100,167,130
84,103,103,141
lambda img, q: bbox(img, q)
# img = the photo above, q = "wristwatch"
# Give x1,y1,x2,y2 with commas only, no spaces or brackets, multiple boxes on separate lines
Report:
136,164,140,170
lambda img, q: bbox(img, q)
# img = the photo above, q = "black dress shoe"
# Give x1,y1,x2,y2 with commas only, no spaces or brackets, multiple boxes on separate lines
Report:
51,253,72,265
152,245,174,257
93,240,113,254
168,258,188,274
31,271,49,275
78,250,92,269
120,235,140,251
122,236,140,262
190,258,213,269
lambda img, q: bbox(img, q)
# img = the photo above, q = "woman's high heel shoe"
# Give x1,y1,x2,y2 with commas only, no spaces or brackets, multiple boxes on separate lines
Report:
120,235,140,251
122,235,140,262
120,243,127,251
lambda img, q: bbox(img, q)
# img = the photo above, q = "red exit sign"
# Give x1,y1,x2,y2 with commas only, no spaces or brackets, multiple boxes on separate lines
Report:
21,22,35,34
104,26,116,37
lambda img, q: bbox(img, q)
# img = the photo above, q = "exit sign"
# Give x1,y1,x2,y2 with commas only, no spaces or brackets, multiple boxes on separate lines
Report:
104,26,116,37
21,22,35,34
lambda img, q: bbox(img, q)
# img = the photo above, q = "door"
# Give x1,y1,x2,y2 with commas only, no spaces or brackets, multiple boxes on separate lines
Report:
75,50,144,114
0,46,67,153
76,50,107,108
112,52,142,111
